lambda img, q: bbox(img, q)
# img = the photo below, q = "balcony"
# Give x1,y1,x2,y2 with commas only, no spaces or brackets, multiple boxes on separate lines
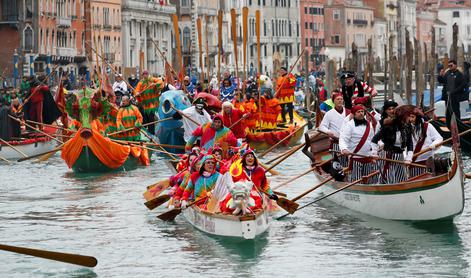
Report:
103,24,112,31
56,47,77,57
93,24,101,29
57,17,71,28
352,19,368,26
113,25,121,31
180,6,191,15
198,7,217,16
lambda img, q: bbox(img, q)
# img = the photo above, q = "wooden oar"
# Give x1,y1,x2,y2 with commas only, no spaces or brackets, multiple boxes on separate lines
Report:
36,142,66,162
264,143,305,172
171,104,200,126
0,155,12,164
17,145,64,162
259,123,308,158
266,142,305,164
332,150,426,168
0,138,28,158
146,142,185,149
259,162,280,176
413,128,471,158
8,115,63,144
272,159,333,190
144,194,171,210
25,120,73,132
264,191,299,214
228,116,246,129
157,198,206,221
107,117,172,136
0,243,97,267
138,128,179,160
465,173,471,179
277,170,379,220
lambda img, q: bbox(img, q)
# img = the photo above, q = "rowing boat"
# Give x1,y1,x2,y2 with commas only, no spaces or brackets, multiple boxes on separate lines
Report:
302,129,465,221
0,136,56,160
165,161,270,239
246,111,306,151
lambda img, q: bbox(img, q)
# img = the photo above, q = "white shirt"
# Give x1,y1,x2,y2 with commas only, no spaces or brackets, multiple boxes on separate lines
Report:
180,106,211,142
113,80,128,93
319,107,348,138
339,119,374,157
411,123,443,162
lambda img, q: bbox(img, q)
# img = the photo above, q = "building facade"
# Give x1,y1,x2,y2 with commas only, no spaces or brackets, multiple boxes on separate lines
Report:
300,0,326,72
437,0,471,54
121,0,175,77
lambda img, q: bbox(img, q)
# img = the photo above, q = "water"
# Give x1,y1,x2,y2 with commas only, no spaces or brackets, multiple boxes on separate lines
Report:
1,148,471,277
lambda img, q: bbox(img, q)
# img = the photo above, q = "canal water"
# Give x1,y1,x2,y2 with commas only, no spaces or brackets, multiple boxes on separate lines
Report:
1,148,470,277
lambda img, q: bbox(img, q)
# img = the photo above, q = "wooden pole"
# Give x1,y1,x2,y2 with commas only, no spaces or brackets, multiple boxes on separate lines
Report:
231,9,239,78
0,138,28,158
172,14,183,76
405,30,412,104
205,15,210,85
197,18,204,83
259,124,307,157
451,23,458,61
217,10,223,84
383,42,388,102
242,7,248,81
366,38,373,85
255,10,261,129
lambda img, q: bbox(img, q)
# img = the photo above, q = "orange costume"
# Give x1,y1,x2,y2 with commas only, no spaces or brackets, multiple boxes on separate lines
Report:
275,73,296,104
134,77,164,114
116,104,143,141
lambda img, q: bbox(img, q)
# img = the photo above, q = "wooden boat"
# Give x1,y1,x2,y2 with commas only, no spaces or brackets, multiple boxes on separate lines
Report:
302,129,465,221
0,136,56,160
246,111,306,151
431,117,471,150
165,161,270,240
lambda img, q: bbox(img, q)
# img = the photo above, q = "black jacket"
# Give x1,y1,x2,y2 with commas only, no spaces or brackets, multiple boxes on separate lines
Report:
438,69,467,102
372,119,413,153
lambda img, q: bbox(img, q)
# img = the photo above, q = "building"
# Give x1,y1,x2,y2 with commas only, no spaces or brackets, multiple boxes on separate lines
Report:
300,0,327,72
324,0,375,68
415,4,447,58
36,0,86,80
0,0,35,86
437,0,471,54
397,0,416,55
121,0,175,77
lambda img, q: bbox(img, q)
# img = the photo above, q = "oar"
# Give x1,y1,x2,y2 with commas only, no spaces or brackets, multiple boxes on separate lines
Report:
144,194,171,210
8,115,63,144
0,243,97,267
273,158,333,190
25,120,73,132
263,191,299,214
266,142,305,164
107,117,172,136
259,162,280,176
17,144,64,162
413,128,471,158
264,143,306,172
332,150,427,168
0,138,28,158
146,142,185,149
0,155,12,164
277,170,379,220
157,198,206,221
228,116,246,129
138,128,179,160
36,142,66,162
171,104,200,126
465,173,471,179
259,123,308,158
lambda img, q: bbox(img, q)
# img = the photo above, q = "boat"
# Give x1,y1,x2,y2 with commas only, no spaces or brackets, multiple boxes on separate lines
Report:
246,111,306,151
430,117,471,150
0,135,56,160
302,129,465,221
163,160,270,240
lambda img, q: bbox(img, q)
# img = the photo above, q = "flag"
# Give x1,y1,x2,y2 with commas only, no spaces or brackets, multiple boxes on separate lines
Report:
450,113,465,186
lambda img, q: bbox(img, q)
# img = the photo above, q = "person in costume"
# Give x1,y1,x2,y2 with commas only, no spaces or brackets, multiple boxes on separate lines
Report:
134,70,163,135
181,155,225,209
403,106,443,177
221,101,248,139
185,114,238,154
339,71,377,109
275,67,297,124
116,95,143,141
173,96,212,142
171,152,199,208
371,101,413,184
220,78,237,102
349,96,381,132
182,76,197,99
220,149,277,213
339,105,377,183
112,74,128,105
27,78,48,129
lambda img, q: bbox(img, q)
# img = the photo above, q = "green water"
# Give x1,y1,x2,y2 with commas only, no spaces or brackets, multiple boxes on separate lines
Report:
1,149,470,277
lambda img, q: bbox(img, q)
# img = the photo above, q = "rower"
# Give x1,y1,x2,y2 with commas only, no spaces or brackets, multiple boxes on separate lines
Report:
134,70,163,135
221,101,249,139
116,95,143,141
318,92,350,166
339,71,377,109
339,105,377,183
371,101,413,184
173,97,211,142
275,67,297,124
352,96,381,132
405,107,443,178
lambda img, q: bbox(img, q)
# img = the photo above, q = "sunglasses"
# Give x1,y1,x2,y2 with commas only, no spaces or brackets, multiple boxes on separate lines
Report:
448,64,454,68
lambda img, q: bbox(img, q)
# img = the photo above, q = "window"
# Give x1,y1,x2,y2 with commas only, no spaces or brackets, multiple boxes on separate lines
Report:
296,23,299,37
24,26,33,51
453,11,459,18
305,38,308,46
321,8,324,15
305,22,308,29
104,8,109,26
309,22,313,29
129,21,133,36
333,10,340,20
304,7,307,14
310,38,314,46
309,7,314,14
314,8,318,15
183,27,190,51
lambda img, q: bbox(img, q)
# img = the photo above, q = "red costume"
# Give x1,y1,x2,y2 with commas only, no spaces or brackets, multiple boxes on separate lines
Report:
222,108,246,139
29,85,48,123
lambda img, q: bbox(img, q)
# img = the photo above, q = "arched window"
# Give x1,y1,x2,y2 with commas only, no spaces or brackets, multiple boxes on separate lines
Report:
183,27,191,52
24,26,33,51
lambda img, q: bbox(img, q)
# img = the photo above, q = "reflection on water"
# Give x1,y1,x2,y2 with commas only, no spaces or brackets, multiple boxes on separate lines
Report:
1,148,471,277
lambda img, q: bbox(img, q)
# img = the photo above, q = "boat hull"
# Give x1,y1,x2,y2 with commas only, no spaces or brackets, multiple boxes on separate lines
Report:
71,146,143,173
182,206,270,239
431,118,471,150
0,138,56,160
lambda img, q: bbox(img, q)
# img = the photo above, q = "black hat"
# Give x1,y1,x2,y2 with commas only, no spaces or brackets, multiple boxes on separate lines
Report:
343,71,355,78
382,99,398,111
280,67,287,71
193,97,207,106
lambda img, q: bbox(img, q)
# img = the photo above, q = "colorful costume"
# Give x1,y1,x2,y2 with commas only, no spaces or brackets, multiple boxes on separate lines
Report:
185,115,238,153
275,73,296,104
134,77,163,114
116,104,143,141
222,107,247,139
